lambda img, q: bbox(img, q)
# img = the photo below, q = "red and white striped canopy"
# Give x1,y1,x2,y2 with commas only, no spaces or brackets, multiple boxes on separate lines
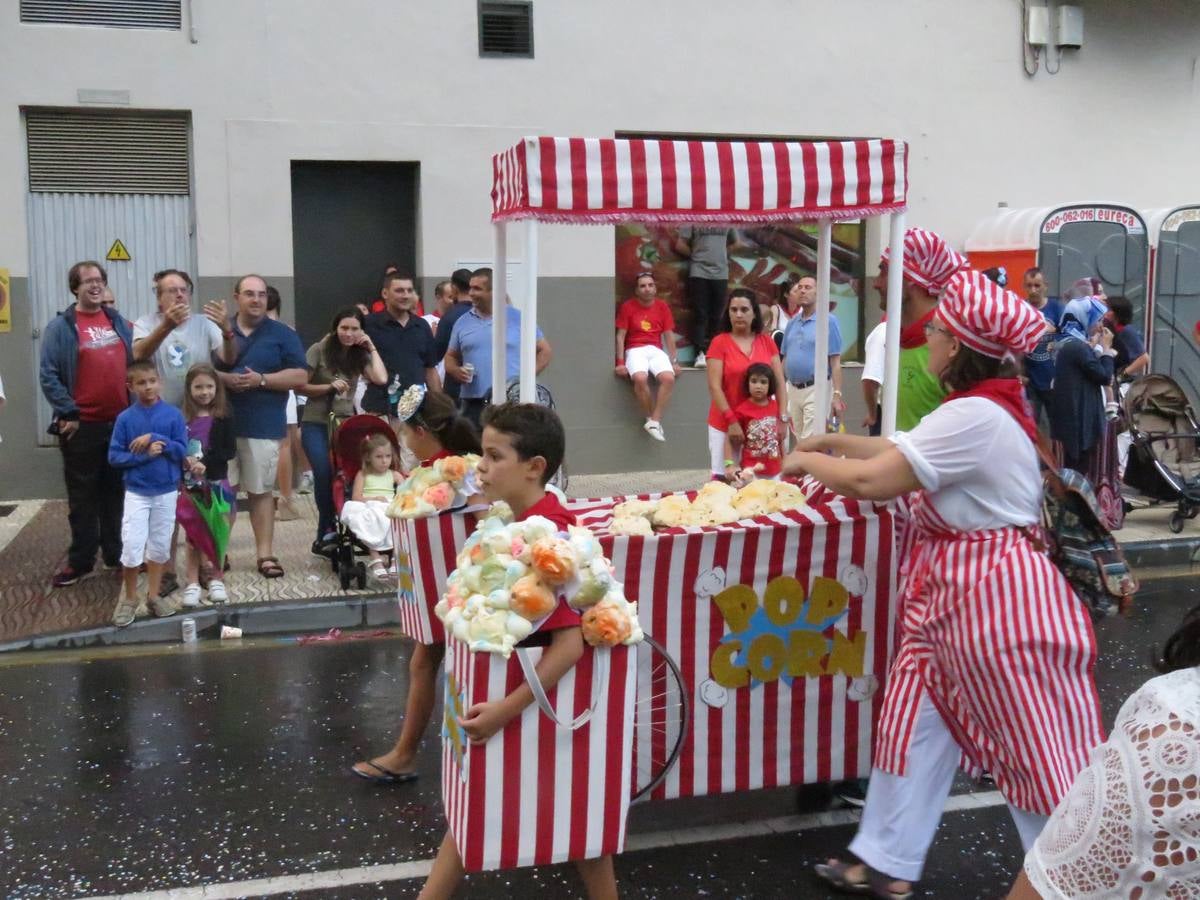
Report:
492,136,907,224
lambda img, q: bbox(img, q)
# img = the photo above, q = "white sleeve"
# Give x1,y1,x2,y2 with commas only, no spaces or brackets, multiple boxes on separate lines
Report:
861,324,886,385
204,317,223,352
889,399,1003,492
1024,669,1200,899
132,314,155,340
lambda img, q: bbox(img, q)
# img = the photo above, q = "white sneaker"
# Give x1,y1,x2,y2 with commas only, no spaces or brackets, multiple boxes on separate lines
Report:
297,471,314,494
207,580,228,605
694,352,707,368
181,583,203,608
643,419,666,442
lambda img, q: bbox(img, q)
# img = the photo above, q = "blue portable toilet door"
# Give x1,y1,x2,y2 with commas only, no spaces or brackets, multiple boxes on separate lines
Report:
1153,215,1200,407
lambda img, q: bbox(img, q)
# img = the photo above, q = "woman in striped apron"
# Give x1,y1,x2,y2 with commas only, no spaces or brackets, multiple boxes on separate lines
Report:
785,270,1105,899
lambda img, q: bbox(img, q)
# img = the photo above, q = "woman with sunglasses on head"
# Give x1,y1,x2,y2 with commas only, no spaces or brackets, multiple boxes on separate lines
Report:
795,271,1104,899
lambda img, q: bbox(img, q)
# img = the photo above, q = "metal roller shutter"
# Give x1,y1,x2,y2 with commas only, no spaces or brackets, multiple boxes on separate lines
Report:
26,110,190,194
20,0,181,29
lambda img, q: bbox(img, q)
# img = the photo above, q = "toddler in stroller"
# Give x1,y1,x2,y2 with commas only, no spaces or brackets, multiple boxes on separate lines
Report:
329,415,402,588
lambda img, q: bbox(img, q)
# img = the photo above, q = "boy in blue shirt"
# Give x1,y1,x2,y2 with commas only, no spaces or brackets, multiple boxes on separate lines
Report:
108,360,194,626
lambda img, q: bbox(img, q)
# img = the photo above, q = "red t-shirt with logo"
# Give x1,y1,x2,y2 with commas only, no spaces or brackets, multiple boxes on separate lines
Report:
734,397,782,477
516,491,580,638
616,298,675,351
74,308,128,422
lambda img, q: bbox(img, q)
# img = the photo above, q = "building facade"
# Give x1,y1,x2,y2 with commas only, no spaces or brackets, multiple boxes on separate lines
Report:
2,0,1198,498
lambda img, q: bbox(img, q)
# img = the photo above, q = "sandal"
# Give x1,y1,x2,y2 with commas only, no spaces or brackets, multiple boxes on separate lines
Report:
814,859,913,900
257,556,285,578
350,760,419,785
367,559,389,581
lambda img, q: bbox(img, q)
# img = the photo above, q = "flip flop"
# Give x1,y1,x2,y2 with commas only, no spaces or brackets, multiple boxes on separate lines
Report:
351,760,419,785
257,556,285,578
814,859,913,900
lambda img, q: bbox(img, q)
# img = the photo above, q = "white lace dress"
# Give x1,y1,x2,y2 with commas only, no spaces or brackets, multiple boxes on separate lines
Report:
1024,666,1200,898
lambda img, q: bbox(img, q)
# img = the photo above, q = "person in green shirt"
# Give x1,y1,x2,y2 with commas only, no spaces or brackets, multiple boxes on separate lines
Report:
872,227,970,431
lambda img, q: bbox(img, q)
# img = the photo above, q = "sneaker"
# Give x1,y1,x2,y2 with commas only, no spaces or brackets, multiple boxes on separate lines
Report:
643,419,666,442
694,352,707,368
51,565,91,588
832,778,869,809
276,497,301,521
147,596,176,618
181,583,203,608
112,597,137,628
207,580,228,605
297,471,314,494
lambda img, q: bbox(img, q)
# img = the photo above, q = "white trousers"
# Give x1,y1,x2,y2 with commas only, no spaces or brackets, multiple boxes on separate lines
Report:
786,382,818,443
120,490,178,568
848,693,1049,882
707,425,728,477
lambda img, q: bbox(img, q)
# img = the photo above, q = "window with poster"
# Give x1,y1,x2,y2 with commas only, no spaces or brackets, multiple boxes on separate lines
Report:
613,132,867,366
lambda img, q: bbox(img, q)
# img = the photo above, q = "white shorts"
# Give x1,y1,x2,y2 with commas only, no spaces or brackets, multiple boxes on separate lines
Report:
231,437,281,495
625,345,674,378
285,390,299,426
120,490,178,568
340,500,394,551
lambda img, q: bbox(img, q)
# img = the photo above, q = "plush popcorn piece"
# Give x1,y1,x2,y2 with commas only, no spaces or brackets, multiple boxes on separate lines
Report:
609,515,653,537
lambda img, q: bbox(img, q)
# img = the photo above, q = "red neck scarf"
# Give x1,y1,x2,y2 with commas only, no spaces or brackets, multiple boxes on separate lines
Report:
900,308,936,349
945,377,1040,446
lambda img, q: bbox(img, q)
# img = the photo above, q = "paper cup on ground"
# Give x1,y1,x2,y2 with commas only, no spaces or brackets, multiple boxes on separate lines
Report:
220,625,243,640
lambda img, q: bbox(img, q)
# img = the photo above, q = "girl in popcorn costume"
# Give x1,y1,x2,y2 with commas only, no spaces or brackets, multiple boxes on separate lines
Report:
420,403,642,900
352,386,483,785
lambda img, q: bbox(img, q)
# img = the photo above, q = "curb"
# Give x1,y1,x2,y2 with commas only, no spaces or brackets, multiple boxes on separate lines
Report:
0,592,400,654
1122,537,1200,571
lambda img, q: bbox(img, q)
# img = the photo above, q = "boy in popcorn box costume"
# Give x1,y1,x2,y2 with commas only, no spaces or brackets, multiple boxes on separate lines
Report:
421,403,641,900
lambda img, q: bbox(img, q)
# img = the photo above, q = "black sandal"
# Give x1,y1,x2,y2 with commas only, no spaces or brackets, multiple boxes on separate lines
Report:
351,760,419,785
814,859,914,900
257,556,285,578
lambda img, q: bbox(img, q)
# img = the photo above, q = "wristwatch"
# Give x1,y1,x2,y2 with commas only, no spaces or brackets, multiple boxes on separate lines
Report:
259,373,268,388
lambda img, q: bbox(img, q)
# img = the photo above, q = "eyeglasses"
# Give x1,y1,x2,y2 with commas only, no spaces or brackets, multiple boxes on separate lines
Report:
923,322,955,339
79,277,106,287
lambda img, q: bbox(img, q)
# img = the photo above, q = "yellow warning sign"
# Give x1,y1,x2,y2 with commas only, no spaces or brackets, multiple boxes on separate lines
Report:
106,239,131,262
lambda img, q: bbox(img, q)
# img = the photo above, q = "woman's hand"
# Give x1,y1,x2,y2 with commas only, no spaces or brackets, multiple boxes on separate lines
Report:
781,450,812,478
726,421,744,446
792,434,827,454
329,378,350,397
354,333,376,354
1095,326,1115,351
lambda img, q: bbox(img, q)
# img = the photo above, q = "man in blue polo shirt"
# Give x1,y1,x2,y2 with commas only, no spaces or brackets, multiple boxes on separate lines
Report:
362,272,440,419
444,267,553,426
780,276,845,441
214,274,307,579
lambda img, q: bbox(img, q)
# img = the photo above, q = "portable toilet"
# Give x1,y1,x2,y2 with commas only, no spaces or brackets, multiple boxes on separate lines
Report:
1145,206,1200,404
964,203,1150,330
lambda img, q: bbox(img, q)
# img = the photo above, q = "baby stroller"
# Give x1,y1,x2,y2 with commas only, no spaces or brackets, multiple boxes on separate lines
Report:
1122,374,1200,533
328,414,402,589
485,377,568,492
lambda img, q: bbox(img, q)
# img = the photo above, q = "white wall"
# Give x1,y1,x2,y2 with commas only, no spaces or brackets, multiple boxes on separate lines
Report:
2,0,1199,278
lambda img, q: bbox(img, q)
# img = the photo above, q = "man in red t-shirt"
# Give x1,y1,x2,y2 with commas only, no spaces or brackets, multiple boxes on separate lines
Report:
614,272,681,442
39,260,135,587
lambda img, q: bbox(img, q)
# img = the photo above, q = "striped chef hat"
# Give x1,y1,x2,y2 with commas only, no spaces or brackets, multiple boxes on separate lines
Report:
937,269,1046,358
881,227,969,294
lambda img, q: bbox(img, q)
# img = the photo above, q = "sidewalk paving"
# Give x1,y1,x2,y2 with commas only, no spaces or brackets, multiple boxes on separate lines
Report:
0,470,1193,650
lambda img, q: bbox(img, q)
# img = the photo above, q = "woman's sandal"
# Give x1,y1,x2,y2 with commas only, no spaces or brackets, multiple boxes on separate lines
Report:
257,556,285,579
814,859,914,900
367,560,389,581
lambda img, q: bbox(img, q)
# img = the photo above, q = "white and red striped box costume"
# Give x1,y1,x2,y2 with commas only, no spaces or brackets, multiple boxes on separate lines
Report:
569,491,897,801
441,638,637,872
393,512,479,645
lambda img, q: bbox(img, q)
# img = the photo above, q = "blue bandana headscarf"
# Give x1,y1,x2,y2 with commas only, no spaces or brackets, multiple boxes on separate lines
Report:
1059,297,1107,344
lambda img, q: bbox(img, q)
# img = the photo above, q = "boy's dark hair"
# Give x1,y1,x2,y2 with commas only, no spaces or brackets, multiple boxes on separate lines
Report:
743,362,777,397
1107,295,1134,327
482,402,565,485
451,268,473,292
266,285,281,313
127,359,158,380
68,260,107,293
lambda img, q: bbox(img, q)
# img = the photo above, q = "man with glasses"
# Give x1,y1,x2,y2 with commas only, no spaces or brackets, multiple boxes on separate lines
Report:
133,269,234,407
213,274,307,580
39,261,135,587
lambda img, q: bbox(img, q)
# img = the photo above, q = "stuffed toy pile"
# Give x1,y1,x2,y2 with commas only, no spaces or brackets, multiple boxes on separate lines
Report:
608,479,808,534
434,503,644,658
387,454,480,519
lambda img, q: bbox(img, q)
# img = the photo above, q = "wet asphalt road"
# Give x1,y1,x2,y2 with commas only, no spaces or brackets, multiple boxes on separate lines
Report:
0,577,1193,899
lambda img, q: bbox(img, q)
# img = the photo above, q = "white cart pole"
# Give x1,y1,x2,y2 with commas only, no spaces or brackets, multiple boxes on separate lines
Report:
881,210,906,436
520,219,539,403
492,223,508,404
813,219,833,431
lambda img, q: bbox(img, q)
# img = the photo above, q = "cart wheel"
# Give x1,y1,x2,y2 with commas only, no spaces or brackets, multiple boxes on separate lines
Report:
631,634,690,803
1189,507,1199,519
339,568,352,589
1170,512,1186,534
355,562,368,590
